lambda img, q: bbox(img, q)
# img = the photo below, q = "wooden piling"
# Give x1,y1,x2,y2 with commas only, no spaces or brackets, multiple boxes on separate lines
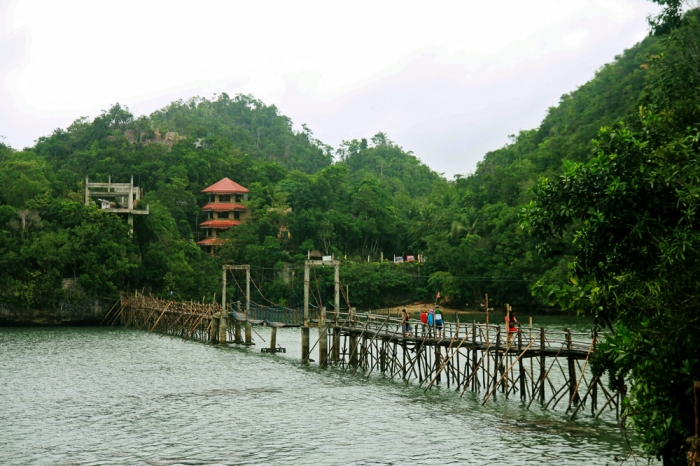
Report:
518,329,525,400
234,300,242,344
319,307,328,367
210,315,220,343
566,328,580,404
270,326,277,351
539,326,546,402
220,268,228,345
302,262,310,362
119,294,603,417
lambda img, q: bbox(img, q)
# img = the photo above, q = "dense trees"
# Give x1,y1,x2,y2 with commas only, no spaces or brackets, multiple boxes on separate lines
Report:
522,11,700,465
0,16,678,313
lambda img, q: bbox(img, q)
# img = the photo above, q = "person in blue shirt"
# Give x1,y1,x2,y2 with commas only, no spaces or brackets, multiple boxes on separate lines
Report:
434,306,444,338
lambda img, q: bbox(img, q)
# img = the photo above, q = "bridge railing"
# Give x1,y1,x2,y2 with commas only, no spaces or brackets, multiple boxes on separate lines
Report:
330,310,594,352
231,302,319,326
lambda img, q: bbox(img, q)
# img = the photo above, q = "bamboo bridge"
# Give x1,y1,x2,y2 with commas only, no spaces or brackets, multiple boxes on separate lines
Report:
107,261,620,421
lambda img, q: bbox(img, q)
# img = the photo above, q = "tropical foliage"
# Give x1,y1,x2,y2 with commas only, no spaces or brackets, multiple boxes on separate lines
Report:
522,10,700,465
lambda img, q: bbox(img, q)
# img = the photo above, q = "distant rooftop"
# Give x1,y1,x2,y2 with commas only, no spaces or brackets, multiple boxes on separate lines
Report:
201,177,249,194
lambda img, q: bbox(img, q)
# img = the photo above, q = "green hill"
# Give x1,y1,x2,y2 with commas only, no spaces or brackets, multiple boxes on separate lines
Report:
0,26,673,312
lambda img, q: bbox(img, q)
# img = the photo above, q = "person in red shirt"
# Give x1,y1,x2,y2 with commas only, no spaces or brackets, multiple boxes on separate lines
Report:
505,312,518,343
419,309,428,336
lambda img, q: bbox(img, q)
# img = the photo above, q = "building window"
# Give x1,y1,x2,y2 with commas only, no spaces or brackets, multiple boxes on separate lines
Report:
219,195,231,202
233,211,240,220
235,194,242,202
219,211,230,219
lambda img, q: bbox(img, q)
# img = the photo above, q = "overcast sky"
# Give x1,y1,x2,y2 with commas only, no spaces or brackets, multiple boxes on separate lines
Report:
1,0,660,177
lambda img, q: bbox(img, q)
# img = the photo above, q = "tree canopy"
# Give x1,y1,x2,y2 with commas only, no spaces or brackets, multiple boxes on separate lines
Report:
522,11,700,465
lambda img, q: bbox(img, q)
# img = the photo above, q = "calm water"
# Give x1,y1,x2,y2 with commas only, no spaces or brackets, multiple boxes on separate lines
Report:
0,318,641,465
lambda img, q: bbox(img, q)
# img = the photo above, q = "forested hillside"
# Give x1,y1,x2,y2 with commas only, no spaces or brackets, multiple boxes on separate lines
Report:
0,25,668,312
523,9,700,464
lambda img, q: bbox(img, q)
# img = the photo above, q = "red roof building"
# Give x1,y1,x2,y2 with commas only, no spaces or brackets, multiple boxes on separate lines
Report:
197,177,249,249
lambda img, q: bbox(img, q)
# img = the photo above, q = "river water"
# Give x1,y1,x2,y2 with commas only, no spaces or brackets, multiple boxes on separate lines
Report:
0,317,643,465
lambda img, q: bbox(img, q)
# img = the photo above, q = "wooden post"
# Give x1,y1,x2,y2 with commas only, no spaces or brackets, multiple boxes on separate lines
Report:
539,327,546,402
245,266,250,319
402,341,408,380
302,261,310,362
505,304,510,397
210,314,219,343
485,294,490,393
518,328,525,400
234,300,242,343
485,294,489,341
529,317,534,396
349,308,358,367
566,328,580,404
494,326,501,394
319,307,328,367
270,326,277,351
472,321,477,392
333,262,340,363
245,320,252,345
220,268,227,344
245,267,252,345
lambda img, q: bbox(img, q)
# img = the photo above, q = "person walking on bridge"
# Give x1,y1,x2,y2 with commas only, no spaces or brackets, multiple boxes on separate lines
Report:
506,311,518,344
420,309,428,335
401,309,412,336
434,306,444,338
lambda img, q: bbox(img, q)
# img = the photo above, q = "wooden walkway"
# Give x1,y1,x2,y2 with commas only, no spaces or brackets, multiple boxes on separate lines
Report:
110,293,620,420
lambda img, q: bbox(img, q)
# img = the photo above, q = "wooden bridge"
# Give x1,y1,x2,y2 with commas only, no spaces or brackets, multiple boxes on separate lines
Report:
107,261,622,421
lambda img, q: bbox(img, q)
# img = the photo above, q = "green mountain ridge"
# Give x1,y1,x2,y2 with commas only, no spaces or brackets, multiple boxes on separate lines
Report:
0,29,666,311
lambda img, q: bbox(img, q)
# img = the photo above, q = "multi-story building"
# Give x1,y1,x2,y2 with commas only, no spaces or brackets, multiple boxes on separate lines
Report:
197,177,249,249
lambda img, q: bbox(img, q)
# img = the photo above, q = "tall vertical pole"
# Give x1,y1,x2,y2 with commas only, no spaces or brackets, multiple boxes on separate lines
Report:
485,293,490,395
518,327,525,400
494,327,501,395
235,300,242,343
246,266,250,316
505,304,510,397
302,261,310,362
319,307,327,367
84,176,89,206
566,328,579,404
485,293,490,344
220,268,227,344
245,266,251,345
539,327,546,402
334,262,340,320
472,321,477,391
270,326,277,351
332,262,340,363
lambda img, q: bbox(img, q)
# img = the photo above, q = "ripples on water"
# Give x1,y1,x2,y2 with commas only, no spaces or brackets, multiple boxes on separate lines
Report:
0,324,643,465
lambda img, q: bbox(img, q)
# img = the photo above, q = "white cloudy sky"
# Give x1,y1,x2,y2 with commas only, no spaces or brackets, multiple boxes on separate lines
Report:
1,0,660,177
